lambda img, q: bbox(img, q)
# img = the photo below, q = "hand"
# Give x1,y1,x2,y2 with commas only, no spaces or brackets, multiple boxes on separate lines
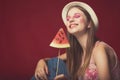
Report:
34,59,48,80
54,74,68,80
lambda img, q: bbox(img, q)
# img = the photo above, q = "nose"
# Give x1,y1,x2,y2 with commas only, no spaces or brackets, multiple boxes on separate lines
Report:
69,17,75,23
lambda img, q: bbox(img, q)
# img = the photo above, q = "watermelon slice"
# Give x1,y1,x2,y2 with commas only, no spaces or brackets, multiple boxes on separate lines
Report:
49,28,70,48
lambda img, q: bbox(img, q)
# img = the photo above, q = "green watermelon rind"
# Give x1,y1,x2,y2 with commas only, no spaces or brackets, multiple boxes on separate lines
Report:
50,41,70,48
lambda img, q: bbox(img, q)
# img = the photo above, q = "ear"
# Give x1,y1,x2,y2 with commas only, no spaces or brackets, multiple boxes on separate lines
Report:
87,21,92,28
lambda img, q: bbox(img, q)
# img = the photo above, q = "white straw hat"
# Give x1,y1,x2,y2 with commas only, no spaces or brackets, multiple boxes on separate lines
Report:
62,1,99,30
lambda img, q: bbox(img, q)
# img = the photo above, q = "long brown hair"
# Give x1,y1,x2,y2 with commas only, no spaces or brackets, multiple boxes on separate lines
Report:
66,6,97,80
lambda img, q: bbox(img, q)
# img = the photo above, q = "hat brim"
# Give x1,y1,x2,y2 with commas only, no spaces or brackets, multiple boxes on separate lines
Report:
62,1,99,30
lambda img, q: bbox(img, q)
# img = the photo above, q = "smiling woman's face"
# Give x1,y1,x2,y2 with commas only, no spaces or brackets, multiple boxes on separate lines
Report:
66,7,90,35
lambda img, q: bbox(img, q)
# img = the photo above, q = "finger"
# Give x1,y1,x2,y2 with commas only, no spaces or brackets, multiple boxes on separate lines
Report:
35,69,44,80
35,68,48,80
44,66,48,74
35,72,39,80
35,67,41,80
35,75,40,80
41,68,48,80
35,71,42,80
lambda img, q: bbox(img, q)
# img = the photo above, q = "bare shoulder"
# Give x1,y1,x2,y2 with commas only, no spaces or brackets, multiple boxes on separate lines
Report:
93,41,116,68
93,42,107,63
90,41,118,79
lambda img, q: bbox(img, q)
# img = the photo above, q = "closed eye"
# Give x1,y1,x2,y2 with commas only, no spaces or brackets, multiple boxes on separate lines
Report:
66,13,81,21
73,13,81,18
66,16,70,21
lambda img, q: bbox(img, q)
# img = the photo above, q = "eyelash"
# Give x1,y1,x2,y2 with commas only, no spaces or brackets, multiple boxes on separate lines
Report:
74,15,80,18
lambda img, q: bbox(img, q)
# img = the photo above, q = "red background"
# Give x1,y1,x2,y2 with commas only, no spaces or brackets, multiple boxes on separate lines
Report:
0,0,120,80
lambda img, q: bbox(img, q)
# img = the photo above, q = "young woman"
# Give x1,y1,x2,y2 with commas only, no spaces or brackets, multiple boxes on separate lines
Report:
34,1,120,80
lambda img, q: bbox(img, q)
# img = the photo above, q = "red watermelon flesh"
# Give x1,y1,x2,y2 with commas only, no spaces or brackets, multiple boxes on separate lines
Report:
49,28,70,48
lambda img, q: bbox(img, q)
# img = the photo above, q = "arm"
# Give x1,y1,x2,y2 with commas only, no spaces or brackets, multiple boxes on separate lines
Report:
58,53,67,61
93,44,111,80
34,53,67,80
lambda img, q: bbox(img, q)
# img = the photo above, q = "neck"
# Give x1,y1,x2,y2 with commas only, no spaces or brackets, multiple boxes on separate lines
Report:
74,32,88,52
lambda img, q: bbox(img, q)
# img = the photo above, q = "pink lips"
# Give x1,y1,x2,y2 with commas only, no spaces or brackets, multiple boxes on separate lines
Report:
69,23,78,28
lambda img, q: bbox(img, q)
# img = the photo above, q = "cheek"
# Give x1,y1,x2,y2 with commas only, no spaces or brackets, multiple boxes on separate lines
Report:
78,18,88,28
66,22,70,27
79,18,86,24
65,23,69,30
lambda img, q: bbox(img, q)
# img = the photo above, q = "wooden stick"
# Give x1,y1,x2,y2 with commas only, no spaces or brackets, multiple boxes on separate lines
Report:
56,49,60,76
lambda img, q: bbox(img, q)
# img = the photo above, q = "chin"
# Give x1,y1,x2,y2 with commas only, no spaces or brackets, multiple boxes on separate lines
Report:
68,31,78,35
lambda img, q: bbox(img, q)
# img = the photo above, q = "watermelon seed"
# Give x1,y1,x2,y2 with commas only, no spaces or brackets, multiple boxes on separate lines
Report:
62,37,64,40
59,40,62,43
60,31,64,35
56,38,59,41
59,34,61,37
